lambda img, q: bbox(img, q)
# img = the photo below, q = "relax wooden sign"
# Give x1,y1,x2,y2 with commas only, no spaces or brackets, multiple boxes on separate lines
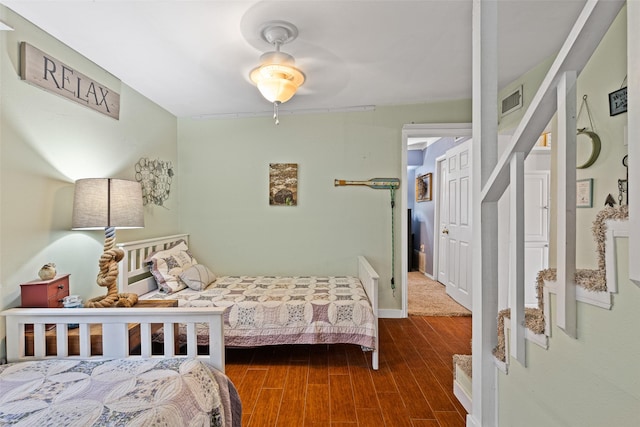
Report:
20,42,120,119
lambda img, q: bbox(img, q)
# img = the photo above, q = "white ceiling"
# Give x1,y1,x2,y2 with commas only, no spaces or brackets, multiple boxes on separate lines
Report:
1,0,588,119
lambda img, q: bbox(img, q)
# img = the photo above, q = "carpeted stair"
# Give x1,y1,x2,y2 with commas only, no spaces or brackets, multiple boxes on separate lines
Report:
492,205,628,362
453,206,629,412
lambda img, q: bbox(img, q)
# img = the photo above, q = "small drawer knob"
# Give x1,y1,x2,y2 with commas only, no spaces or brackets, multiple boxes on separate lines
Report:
58,285,65,289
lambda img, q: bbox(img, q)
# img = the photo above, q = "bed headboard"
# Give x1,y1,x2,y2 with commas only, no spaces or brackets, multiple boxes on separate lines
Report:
117,234,189,295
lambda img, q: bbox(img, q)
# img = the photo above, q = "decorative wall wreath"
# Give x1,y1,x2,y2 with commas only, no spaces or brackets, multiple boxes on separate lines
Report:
576,128,601,169
135,158,174,207
576,94,601,169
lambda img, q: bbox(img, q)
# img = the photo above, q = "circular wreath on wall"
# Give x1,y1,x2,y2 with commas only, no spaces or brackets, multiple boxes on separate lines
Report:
135,157,174,207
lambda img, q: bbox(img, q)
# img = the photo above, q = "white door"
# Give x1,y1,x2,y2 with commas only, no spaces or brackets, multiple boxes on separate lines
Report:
525,172,550,242
524,171,550,306
436,157,449,284
443,140,472,309
524,243,548,307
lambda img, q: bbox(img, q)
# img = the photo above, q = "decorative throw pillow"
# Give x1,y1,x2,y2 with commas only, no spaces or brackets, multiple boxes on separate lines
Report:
145,240,198,293
179,264,217,291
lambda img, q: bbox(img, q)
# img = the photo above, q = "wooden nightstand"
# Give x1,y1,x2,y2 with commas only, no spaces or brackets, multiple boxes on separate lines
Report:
20,274,70,308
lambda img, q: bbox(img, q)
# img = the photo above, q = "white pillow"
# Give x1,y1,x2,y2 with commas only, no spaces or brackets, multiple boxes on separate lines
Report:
179,264,217,291
145,240,197,293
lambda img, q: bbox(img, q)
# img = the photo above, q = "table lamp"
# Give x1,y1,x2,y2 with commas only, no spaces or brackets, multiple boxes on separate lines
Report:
72,178,144,307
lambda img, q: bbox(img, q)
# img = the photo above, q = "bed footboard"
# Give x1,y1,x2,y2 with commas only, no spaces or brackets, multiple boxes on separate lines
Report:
1,306,226,372
358,256,379,370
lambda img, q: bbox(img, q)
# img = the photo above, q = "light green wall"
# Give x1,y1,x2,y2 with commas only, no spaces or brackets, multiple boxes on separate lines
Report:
177,101,471,311
497,7,639,426
0,6,180,357
573,6,628,269
498,238,640,426
546,6,628,270
497,6,628,271
497,55,555,135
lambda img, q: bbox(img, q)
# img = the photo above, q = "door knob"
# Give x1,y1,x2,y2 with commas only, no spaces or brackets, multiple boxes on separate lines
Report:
442,228,449,234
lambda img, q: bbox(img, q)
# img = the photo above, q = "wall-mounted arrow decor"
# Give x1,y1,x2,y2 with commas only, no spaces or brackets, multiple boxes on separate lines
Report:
334,177,401,294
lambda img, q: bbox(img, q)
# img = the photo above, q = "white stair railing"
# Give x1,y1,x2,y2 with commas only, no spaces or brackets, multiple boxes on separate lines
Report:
470,1,625,426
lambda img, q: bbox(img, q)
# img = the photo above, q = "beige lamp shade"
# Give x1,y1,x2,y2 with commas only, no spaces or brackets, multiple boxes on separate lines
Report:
72,178,144,230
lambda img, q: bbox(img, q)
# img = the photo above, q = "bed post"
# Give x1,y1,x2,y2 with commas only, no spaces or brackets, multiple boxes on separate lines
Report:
358,256,379,370
208,313,225,372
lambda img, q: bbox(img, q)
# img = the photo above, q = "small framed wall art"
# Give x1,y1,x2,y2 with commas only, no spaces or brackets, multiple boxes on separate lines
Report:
608,87,627,116
576,178,593,208
416,173,432,202
269,163,298,206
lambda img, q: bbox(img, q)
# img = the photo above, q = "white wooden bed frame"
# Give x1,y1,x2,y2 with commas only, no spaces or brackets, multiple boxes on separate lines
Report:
116,234,380,370
2,306,226,372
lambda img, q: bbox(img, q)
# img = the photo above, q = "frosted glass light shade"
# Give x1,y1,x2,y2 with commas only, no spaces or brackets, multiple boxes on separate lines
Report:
250,56,305,104
72,178,144,230
256,75,298,103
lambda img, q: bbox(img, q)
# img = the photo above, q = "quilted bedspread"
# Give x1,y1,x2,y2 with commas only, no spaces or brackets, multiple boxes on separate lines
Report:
141,276,377,349
0,358,236,426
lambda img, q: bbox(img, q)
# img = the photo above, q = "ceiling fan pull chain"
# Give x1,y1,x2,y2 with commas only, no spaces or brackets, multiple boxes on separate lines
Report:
273,101,280,125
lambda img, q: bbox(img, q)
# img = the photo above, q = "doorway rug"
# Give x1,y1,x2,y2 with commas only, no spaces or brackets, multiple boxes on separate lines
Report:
408,271,471,317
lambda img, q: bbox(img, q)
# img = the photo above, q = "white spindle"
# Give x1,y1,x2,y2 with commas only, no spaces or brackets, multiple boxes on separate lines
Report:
509,152,526,365
556,70,578,338
140,322,152,357
186,322,197,357
78,323,91,357
163,321,176,357
33,323,46,358
56,323,68,358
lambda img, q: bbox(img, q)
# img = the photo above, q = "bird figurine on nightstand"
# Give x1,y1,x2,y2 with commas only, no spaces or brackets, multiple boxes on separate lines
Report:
38,263,57,280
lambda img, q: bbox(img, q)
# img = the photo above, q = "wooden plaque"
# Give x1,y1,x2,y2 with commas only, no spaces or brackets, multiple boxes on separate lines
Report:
20,42,120,119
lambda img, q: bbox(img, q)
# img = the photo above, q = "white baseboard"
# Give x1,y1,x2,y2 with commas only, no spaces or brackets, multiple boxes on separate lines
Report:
454,380,472,413
378,308,403,318
466,415,482,427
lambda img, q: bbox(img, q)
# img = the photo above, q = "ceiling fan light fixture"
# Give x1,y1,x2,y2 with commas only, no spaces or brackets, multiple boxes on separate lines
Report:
250,62,305,104
253,75,300,104
249,21,305,124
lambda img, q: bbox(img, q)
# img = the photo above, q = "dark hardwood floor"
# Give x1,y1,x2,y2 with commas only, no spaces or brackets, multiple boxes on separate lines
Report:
225,315,472,427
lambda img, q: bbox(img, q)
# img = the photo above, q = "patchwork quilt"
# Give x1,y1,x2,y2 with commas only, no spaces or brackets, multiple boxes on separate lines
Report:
0,358,237,426
141,276,377,349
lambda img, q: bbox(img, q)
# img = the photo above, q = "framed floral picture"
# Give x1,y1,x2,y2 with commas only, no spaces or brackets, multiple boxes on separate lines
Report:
416,173,432,202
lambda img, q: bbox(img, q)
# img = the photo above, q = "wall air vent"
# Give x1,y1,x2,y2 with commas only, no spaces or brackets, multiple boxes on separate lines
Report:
501,85,523,117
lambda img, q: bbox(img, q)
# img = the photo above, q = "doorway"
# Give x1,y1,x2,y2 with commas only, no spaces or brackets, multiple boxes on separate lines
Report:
401,124,472,317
